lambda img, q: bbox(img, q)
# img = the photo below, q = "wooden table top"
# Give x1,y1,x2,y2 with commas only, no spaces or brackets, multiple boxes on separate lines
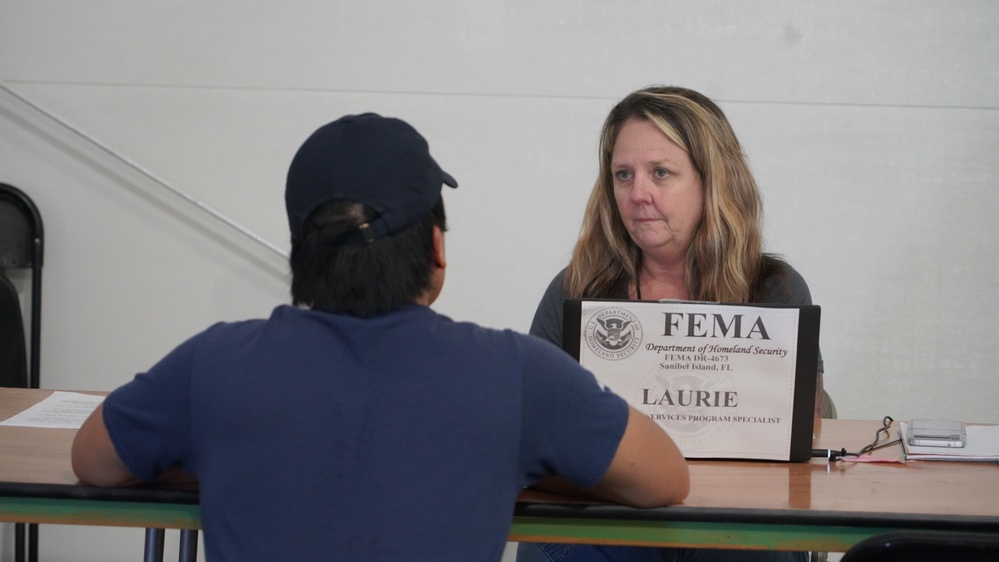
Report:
3,388,998,529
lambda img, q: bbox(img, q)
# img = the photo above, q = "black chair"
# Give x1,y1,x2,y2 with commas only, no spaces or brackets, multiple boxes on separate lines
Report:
840,531,999,562
0,183,44,562
0,274,28,387
0,183,42,388
1,184,199,561
822,390,837,420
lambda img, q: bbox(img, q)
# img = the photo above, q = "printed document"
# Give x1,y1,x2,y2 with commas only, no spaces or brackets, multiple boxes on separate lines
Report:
0,391,104,429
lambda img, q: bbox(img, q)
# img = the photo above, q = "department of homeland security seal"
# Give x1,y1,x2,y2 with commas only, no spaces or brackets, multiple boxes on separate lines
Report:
584,307,643,360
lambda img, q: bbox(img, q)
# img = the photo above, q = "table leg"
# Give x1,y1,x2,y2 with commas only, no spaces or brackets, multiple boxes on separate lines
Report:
178,529,199,562
14,523,25,562
143,528,165,562
27,523,37,562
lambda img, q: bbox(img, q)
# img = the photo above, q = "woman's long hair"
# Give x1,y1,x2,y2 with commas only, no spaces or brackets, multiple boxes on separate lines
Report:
565,86,781,303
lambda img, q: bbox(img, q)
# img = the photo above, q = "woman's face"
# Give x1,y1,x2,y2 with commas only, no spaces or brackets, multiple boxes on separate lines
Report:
611,117,704,262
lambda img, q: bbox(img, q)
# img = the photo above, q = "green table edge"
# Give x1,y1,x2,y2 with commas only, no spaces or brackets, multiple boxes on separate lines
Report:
511,515,896,552
0,497,984,553
0,497,201,529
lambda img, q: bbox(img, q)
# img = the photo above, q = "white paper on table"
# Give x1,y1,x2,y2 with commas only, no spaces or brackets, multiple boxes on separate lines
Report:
0,391,104,429
899,421,999,462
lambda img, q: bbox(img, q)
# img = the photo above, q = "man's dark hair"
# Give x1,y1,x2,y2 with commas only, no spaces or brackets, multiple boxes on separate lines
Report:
290,198,447,318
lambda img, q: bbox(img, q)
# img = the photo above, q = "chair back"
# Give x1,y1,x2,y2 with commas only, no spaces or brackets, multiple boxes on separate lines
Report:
0,274,27,387
841,531,999,562
0,183,44,389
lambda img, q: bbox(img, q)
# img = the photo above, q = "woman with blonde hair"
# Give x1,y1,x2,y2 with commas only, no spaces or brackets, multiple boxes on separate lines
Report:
519,86,821,562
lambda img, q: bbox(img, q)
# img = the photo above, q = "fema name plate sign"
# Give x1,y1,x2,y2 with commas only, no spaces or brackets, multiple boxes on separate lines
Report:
565,299,819,461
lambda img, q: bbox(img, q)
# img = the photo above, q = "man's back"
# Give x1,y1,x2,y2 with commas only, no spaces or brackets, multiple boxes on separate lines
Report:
101,304,629,561
73,113,688,562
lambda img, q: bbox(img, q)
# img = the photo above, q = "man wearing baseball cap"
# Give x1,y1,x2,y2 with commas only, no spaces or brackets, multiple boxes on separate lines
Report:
72,113,688,561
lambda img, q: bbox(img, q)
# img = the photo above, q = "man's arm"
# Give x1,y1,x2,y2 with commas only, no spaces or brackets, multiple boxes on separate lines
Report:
585,405,689,507
71,403,140,487
530,406,689,508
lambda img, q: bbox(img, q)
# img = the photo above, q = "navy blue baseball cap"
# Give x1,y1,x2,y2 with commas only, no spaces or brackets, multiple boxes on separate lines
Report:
285,113,457,243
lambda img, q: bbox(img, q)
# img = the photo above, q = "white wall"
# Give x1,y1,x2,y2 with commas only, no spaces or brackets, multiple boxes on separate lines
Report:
1,2,997,561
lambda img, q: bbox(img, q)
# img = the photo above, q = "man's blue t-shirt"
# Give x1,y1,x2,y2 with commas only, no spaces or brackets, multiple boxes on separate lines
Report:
103,304,628,561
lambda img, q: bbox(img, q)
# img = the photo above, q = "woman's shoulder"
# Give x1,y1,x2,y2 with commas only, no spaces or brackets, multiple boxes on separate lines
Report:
534,267,571,307
757,256,813,305
530,267,569,346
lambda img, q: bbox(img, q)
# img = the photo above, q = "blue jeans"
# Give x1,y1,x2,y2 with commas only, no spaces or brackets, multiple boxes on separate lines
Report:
516,543,808,562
